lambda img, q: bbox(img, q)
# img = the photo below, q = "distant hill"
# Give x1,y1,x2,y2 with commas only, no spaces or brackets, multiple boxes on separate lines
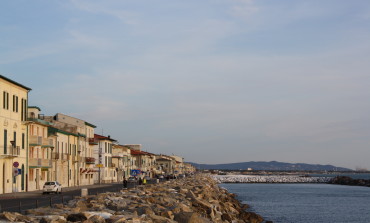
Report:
189,161,352,171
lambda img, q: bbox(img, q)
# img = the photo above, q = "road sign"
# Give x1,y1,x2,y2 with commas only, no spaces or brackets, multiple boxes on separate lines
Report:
131,169,141,176
13,168,19,176
96,164,104,168
13,162,19,168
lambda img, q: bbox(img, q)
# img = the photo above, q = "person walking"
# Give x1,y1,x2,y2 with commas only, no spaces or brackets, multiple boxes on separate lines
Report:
138,177,143,185
123,178,128,188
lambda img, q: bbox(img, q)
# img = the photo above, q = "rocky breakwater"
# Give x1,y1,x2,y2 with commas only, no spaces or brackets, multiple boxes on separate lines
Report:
212,174,331,184
328,176,370,187
0,175,264,223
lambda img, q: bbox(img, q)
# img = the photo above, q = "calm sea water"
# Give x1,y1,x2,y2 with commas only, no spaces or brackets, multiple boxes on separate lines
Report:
221,183,370,223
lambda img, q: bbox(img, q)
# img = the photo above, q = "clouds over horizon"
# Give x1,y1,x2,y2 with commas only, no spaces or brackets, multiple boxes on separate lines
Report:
1,0,370,169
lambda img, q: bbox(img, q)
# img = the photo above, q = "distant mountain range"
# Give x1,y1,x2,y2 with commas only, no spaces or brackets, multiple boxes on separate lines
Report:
188,161,352,171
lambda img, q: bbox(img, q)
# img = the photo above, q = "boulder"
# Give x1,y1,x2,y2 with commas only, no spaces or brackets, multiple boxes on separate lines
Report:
0,212,35,222
39,215,67,223
66,213,88,222
239,212,264,223
85,214,106,223
174,212,212,223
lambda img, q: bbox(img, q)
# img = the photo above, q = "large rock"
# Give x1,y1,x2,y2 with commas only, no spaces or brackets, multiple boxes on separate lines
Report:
174,212,212,223
39,215,67,223
0,212,34,222
85,214,106,223
239,211,264,223
66,213,88,222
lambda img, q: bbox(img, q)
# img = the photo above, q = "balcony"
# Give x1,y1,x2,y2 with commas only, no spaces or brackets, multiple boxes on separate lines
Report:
42,138,54,148
29,136,42,146
52,152,60,160
72,156,81,163
61,153,69,161
89,138,98,145
0,146,20,157
85,157,95,164
29,158,52,167
29,136,54,147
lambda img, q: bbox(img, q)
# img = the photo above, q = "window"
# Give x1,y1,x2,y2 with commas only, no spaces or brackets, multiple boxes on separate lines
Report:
16,96,18,112
22,133,25,149
21,98,27,121
13,132,16,148
12,95,18,112
4,129,7,154
3,92,9,110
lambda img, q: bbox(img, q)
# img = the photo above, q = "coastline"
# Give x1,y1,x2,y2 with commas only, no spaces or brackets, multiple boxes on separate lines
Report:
0,174,265,223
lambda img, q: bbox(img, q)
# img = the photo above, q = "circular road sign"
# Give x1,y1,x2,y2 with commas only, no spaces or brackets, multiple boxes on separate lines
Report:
13,161,19,168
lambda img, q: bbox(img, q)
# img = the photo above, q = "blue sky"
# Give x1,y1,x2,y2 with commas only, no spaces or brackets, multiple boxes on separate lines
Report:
1,0,370,169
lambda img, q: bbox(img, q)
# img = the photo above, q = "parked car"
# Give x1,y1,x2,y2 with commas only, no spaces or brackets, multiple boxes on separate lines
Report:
128,176,137,183
43,181,62,194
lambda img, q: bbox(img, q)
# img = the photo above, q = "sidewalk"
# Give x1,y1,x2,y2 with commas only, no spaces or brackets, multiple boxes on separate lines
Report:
0,182,122,199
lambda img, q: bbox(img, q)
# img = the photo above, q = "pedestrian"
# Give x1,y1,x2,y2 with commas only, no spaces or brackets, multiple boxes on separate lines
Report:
143,177,147,185
138,177,143,185
123,178,128,188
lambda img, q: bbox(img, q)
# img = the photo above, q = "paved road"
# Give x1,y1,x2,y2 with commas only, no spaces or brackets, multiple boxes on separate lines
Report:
0,181,148,213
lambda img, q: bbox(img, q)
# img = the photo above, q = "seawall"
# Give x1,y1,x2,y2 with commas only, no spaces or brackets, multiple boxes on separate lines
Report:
0,175,264,223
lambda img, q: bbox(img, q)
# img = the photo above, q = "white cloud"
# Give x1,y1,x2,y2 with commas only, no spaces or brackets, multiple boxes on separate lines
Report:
229,0,259,20
69,0,138,25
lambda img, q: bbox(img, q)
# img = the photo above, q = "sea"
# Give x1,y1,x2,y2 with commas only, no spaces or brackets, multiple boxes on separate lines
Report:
221,174,370,223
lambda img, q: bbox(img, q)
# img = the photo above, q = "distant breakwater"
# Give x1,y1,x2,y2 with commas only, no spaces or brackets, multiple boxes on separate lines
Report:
328,176,370,187
212,174,332,183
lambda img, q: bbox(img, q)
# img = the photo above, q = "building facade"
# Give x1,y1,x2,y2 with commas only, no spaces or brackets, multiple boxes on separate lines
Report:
93,134,117,183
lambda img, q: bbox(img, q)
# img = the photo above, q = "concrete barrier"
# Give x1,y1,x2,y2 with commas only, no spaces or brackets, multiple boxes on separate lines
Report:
81,188,88,197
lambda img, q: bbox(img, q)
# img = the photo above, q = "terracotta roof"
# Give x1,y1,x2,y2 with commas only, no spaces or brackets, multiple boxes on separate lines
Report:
130,150,147,155
94,134,117,142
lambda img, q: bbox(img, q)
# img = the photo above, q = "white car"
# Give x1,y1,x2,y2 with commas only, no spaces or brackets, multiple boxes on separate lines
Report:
43,181,62,194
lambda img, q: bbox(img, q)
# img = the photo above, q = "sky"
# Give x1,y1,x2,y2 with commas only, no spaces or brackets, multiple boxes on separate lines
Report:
1,0,370,170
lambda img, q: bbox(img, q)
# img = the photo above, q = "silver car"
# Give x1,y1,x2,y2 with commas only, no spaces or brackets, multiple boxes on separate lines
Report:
43,181,62,194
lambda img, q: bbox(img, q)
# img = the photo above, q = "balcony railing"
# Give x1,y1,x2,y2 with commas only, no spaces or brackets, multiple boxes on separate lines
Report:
61,153,69,161
42,138,54,147
85,157,95,164
0,146,20,157
29,136,54,147
89,138,98,145
29,136,42,145
52,152,60,160
29,158,52,167
72,156,81,163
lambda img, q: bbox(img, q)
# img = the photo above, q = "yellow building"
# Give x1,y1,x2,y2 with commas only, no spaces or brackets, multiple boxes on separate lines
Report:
0,75,31,194
27,106,54,191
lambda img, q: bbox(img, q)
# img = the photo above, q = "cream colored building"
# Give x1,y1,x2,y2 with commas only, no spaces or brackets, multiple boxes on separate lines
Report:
93,134,117,183
112,144,131,182
0,75,30,194
27,107,54,191
155,155,176,176
170,155,185,175
43,113,97,186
